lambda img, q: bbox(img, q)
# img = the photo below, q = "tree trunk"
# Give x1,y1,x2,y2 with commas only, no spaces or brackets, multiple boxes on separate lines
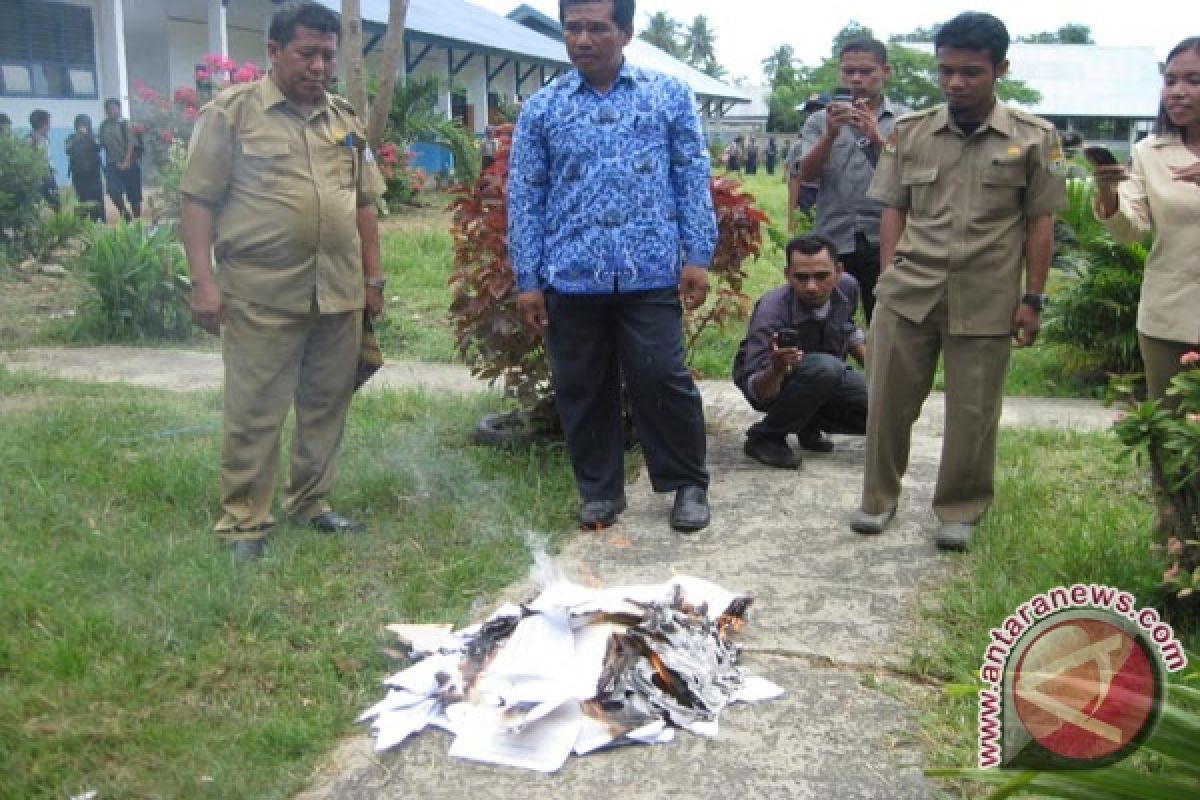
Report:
366,0,410,149
341,0,368,117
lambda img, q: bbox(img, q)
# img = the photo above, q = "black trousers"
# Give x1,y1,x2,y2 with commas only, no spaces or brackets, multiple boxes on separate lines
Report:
747,353,867,441
544,288,709,501
840,232,881,323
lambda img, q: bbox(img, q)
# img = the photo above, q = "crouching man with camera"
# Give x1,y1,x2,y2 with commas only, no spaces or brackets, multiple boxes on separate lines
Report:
732,233,868,469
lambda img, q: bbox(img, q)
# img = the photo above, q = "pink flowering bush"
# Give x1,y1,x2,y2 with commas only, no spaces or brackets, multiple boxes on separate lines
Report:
377,141,427,208
131,55,262,167
1113,351,1200,604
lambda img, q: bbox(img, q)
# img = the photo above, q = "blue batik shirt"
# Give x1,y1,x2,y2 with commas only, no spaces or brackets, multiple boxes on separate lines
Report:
508,62,717,295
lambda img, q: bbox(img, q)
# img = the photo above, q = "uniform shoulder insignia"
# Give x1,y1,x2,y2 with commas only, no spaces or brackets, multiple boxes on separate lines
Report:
883,129,899,155
328,93,363,117
1009,107,1055,131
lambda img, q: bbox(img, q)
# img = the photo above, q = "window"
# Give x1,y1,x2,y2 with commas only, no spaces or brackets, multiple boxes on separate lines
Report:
0,1,98,98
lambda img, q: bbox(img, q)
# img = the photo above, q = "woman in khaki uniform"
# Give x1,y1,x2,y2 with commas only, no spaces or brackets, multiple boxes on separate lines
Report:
1093,36,1200,406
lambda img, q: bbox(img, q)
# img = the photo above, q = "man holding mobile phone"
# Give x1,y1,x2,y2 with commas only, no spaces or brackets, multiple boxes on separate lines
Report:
732,234,867,469
796,37,910,323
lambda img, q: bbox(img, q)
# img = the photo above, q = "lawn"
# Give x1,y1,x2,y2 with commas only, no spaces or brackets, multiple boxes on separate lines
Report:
0,368,576,799
911,427,1199,785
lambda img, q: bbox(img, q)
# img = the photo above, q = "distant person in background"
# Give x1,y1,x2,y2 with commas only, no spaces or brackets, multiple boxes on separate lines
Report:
26,109,59,210
723,135,744,177
765,136,778,176
1092,36,1200,410
786,93,827,230
0,113,12,137
481,125,498,170
745,137,759,175
98,98,143,221
65,114,106,222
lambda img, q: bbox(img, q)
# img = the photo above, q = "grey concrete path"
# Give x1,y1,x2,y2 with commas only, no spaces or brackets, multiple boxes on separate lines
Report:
1,347,1115,799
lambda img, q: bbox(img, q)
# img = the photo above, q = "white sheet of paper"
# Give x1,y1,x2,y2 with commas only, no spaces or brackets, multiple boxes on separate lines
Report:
357,687,431,723
735,675,786,704
449,699,583,773
383,653,461,695
372,697,441,751
385,623,456,654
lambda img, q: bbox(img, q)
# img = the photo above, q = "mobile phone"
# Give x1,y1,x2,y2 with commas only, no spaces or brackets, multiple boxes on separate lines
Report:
832,87,854,104
1083,145,1118,167
776,328,802,349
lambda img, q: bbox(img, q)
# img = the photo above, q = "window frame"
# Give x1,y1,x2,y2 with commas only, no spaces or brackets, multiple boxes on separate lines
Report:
0,0,99,100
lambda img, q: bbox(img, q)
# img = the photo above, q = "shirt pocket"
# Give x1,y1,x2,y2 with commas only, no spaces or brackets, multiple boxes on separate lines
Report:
980,161,1027,215
900,164,938,209
238,136,289,190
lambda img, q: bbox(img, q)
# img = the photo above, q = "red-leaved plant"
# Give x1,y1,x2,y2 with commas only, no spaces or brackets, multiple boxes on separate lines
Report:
448,126,768,438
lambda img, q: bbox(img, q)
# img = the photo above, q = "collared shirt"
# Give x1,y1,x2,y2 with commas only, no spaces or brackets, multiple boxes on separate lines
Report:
733,275,864,405
868,102,1067,335
97,118,130,167
508,62,717,294
799,97,909,253
1099,133,1200,344
181,76,385,314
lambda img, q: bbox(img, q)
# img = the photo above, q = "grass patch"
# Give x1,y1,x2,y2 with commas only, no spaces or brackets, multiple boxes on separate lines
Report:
0,367,576,799
910,427,1199,777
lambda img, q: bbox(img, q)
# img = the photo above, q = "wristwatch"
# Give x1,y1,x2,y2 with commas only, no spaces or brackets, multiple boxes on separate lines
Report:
366,277,387,291
1021,293,1047,312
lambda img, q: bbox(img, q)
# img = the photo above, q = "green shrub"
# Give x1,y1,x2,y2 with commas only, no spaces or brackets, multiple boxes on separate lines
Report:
1044,180,1148,380
72,220,192,342
0,132,51,254
26,191,94,261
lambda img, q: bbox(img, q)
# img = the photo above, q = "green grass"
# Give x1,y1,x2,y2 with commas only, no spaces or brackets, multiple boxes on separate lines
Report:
0,367,576,799
910,428,1200,777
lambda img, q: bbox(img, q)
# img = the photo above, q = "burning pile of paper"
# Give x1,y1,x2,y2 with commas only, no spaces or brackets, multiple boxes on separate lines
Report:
358,576,783,772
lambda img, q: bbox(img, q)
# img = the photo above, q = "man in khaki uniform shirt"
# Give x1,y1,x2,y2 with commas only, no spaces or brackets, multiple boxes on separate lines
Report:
181,2,386,561
850,12,1067,551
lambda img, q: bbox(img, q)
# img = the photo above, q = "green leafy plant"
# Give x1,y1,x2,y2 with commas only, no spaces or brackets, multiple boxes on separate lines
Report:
26,191,94,262
929,662,1200,799
1114,352,1200,602
145,141,188,225
0,131,52,257
382,75,479,187
1043,181,1147,381
72,220,192,342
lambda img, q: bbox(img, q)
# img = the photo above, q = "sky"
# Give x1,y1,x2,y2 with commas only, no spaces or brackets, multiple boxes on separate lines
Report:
465,0,1181,85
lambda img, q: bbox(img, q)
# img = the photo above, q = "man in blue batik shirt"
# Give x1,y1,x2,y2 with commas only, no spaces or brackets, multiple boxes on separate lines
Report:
509,0,718,533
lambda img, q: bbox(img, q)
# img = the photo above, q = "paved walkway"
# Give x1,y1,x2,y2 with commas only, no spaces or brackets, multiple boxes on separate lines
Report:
1,347,1115,799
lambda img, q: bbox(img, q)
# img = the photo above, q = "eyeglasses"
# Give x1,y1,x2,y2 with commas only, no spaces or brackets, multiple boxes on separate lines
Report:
788,271,833,284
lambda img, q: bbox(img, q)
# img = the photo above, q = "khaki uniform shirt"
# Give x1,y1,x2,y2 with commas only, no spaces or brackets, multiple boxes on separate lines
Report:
1099,134,1200,345
181,76,385,314
868,103,1067,335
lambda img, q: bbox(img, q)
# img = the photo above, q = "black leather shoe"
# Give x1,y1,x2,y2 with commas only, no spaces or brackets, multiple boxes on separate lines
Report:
579,496,627,529
797,430,835,453
310,511,366,534
670,486,710,533
744,437,800,469
229,538,266,562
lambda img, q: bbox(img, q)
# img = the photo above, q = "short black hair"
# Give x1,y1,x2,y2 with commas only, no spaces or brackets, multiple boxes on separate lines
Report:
104,97,121,112
29,109,50,130
785,233,840,267
1157,37,1200,137
559,0,635,30
268,1,341,47
0,113,11,127
73,113,93,130
840,37,888,66
934,12,1010,67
